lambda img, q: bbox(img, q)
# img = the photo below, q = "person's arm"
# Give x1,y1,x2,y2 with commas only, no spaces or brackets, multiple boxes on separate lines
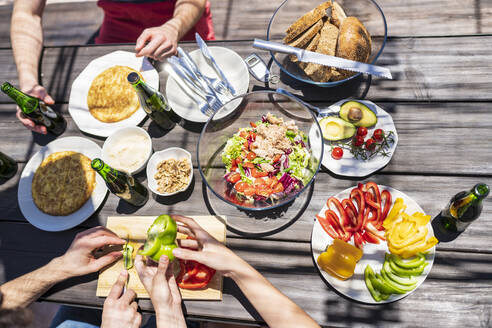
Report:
171,215,320,328
0,226,124,309
135,0,207,60
10,0,53,134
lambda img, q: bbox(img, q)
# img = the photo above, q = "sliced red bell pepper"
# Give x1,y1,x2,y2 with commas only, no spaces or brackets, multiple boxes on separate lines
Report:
316,214,340,240
380,190,392,222
364,192,381,226
342,199,358,227
353,231,365,249
327,197,351,231
350,189,366,231
362,230,380,244
365,182,381,205
365,223,386,241
177,260,216,290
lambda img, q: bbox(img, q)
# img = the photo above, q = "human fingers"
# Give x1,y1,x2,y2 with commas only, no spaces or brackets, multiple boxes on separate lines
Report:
132,313,142,328
154,256,171,295
153,42,173,60
130,301,138,311
16,109,48,134
177,238,199,250
107,270,127,300
88,235,126,249
172,215,212,241
120,288,136,304
172,247,204,264
177,224,196,238
136,37,162,58
90,251,123,272
135,253,154,289
31,86,55,105
159,45,177,61
166,268,182,303
135,29,151,53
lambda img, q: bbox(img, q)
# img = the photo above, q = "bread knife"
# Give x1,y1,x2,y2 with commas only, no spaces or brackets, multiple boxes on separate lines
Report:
253,39,392,79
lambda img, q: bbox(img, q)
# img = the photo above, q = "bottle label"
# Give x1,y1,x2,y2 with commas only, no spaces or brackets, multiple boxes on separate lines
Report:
449,195,473,219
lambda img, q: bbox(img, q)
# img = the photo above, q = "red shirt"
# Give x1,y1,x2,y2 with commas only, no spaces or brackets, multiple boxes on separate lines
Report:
95,0,215,44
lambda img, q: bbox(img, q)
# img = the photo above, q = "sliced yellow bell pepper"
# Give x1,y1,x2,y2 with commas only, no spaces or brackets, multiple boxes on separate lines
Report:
317,239,363,280
383,197,406,230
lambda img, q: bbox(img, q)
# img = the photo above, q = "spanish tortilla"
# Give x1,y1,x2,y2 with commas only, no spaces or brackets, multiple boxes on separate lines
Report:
87,66,142,123
32,151,96,216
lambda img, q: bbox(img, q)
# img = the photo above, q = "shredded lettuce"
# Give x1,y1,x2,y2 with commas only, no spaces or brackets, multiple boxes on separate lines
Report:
222,134,245,169
286,130,296,141
252,157,268,164
288,145,311,183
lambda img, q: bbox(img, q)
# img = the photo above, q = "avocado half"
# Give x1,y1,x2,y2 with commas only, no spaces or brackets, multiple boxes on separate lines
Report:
319,117,356,141
339,101,377,127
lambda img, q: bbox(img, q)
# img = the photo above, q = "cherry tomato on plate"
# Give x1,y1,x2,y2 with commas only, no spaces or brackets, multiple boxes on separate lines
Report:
353,135,364,147
373,129,384,142
331,147,344,160
357,127,368,137
365,138,376,151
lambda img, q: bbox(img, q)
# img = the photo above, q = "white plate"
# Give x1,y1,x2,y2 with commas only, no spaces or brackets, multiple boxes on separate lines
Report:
146,147,193,196
18,137,108,231
309,100,398,177
165,47,249,123
68,51,159,137
311,185,435,304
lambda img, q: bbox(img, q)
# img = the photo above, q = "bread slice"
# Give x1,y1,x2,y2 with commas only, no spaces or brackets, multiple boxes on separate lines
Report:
283,1,332,44
335,16,372,79
302,22,339,82
286,19,323,49
331,1,347,28
293,32,321,64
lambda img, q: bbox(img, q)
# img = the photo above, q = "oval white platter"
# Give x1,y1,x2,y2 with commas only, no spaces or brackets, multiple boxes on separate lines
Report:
309,99,398,177
18,137,108,231
311,185,435,304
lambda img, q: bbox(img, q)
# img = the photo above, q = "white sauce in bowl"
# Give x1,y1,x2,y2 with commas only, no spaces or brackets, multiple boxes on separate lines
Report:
106,133,151,173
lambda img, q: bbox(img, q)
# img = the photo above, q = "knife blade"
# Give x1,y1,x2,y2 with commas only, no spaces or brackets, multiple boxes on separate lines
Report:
252,39,392,80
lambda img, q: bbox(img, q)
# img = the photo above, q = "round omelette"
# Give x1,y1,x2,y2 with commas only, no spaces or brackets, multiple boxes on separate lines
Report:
87,65,142,123
32,151,96,216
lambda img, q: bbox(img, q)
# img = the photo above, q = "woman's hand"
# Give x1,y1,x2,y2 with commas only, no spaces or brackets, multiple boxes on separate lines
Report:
101,271,141,328
135,22,179,61
135,254,186,328
171,215,244,277
16,83,55,134
55,226,125,280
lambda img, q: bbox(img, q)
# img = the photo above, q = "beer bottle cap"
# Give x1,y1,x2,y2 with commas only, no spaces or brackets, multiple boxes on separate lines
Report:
127,72,140,84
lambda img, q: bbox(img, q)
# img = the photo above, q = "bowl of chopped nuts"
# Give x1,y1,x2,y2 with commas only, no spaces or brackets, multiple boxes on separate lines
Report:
146,147,193,196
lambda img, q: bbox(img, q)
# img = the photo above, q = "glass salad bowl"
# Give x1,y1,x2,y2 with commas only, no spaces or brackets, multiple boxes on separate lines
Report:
266,0,387,87
198,91,323,212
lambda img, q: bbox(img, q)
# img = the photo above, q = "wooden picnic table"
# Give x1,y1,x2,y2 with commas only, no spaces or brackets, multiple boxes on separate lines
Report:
1,0,492,326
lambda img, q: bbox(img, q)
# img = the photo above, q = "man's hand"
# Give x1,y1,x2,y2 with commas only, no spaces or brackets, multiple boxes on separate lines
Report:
17,83,55,134
55,227,125,280
171,215,243,277
101,271,141,328
135,23,179,61
135,255,186,328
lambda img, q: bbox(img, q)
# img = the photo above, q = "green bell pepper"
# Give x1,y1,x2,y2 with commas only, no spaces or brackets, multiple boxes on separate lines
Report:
123,244,134,270
139,214,178,262
364,265,389,302
380,269,415,294
382,261,418,286
388,256,427,276
388,253,426,269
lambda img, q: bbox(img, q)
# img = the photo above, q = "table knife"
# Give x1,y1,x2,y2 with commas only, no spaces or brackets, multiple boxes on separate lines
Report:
252,39,392,80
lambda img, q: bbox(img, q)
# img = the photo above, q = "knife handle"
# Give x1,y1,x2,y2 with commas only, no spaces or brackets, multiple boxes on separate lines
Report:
253,39,299,57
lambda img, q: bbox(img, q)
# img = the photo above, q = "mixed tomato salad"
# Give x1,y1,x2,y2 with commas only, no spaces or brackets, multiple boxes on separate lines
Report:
221,113,313,206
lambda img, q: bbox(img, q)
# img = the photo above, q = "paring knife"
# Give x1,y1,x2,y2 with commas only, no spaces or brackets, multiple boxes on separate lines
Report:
252,39,392,80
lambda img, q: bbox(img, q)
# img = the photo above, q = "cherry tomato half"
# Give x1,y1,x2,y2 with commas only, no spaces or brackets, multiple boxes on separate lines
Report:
234,181,249,192
246,152,256,161
353,135,364,147
365,138,376,151
228,172,241,184
373,129,384,142
331,147,344,160
357,127,368,137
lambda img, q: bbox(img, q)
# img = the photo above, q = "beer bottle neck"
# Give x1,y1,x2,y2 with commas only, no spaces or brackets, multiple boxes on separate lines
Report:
131,78,154,95
91,158,119,182
473,183,489,201
1,82,38,114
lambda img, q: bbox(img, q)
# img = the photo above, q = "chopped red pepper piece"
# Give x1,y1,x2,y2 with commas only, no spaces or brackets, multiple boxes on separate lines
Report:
316,215,340,240
380,190,392,222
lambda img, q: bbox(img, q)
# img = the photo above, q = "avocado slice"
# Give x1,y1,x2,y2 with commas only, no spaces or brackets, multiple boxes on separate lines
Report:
339,101,377,127
319,117,356,141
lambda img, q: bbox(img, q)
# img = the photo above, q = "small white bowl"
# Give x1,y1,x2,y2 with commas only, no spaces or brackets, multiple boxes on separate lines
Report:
146,147,193,196
102,127,153,175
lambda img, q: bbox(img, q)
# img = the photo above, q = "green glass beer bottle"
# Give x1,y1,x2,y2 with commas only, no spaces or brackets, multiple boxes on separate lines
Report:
0,151,18,180
127,72,175,130
1,82,66,136
91,158,149,207
437,183,489,234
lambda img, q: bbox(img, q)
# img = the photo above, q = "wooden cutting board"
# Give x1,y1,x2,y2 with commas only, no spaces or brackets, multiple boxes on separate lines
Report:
96,215,226,300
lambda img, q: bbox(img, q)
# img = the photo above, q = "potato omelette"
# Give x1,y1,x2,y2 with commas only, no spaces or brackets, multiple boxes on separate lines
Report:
32,151,96,216
87,65,142,123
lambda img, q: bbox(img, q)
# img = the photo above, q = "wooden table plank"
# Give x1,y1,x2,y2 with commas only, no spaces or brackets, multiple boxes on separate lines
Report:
2,160,491,253
1,226,491,327
2,100,491,175
1,0,492,48
39,37,492,105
